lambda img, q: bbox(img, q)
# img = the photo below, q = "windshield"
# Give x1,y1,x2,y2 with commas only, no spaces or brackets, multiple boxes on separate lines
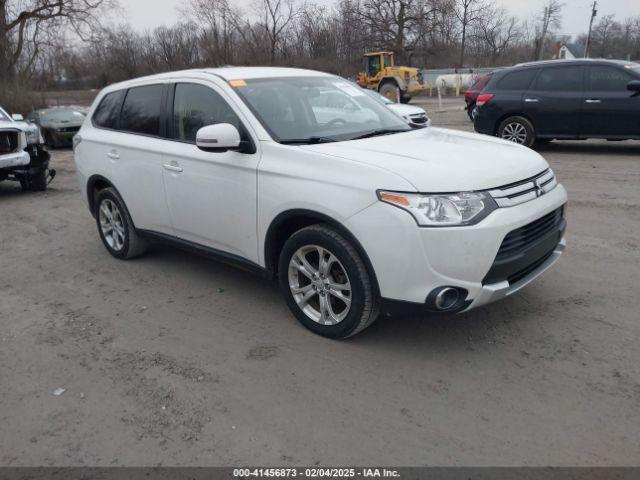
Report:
363,89,394,105
0,107,10,122
41,109,85,123
233,76,411,143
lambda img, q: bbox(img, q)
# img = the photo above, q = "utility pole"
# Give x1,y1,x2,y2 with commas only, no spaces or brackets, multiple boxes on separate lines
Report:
584,1,597,58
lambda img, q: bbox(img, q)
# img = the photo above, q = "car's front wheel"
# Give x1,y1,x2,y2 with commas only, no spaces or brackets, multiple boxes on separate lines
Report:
95,188,148,259
278,225,379,339
498,116,535,147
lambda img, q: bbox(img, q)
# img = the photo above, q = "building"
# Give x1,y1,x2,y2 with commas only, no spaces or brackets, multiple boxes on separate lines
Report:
553,42,586,59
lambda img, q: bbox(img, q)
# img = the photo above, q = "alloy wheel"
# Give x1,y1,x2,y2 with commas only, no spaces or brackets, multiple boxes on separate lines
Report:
501,122,527,144
99,199,126,252
288,245,352,326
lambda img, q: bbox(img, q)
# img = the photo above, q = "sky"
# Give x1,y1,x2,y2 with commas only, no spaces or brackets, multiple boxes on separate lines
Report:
122,0,637,39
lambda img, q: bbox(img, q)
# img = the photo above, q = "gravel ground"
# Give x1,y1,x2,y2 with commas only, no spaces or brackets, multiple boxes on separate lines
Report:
1,101,639,466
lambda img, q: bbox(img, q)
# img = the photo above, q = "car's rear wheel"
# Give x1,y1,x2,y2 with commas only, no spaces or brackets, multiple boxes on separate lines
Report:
278,225,379,339
498,116,535,147
95,187,147,259
467,104,478,121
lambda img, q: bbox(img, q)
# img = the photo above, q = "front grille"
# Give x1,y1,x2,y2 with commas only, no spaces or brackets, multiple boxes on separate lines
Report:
489,169,558,207
59,126,80,133
507,251,555,285
0,130,19,154
483,206,566,285
497,207,564,260
409,114,428,124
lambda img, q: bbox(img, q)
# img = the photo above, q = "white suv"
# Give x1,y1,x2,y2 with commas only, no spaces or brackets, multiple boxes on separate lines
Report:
74,67,567,339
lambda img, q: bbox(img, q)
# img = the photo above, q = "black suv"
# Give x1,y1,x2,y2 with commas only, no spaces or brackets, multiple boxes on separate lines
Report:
474,59,640,147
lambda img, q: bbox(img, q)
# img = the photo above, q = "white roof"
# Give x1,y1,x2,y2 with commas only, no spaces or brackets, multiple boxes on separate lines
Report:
105,66,334,92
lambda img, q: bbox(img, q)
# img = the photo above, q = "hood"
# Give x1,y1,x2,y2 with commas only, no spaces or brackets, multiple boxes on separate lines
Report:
43,119,84,129
301,128,549,192
0,119,32,133
387,103,426,117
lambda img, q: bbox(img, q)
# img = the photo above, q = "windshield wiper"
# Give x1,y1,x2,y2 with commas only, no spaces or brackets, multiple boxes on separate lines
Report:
349,128,409,140
280,136,336,145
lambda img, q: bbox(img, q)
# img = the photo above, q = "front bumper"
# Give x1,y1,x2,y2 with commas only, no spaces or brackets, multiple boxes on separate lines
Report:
345,184,568,311
467,238,565,310
405,80,427,97
0,150,30,169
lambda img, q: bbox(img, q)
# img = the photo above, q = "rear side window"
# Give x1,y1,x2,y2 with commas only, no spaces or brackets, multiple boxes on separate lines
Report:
533,66,584,92
497,70,537,91
171,83,241,142
120,85,164,136
588,66,634,91
93,90,124,129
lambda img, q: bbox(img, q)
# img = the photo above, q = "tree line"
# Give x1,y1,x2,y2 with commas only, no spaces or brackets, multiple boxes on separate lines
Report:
1,0,640,110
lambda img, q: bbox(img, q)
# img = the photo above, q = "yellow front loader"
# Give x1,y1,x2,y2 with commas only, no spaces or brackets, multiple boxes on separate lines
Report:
356,51,426,103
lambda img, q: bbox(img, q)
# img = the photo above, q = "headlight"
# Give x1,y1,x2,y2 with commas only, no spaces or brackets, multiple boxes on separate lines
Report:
24,127,40,145
378,190,496,226
24,126,43,145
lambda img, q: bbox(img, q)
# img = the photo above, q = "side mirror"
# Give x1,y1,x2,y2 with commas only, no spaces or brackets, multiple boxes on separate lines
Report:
627,80,640,95
12,114,24,121
196,123,241,153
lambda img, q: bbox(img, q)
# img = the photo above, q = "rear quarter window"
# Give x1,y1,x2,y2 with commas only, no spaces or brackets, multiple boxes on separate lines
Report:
496,69,538,91
119,85,164,136
92,90,125,129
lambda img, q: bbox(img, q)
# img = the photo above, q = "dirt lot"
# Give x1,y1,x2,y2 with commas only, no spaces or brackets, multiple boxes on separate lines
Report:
1,100,639,467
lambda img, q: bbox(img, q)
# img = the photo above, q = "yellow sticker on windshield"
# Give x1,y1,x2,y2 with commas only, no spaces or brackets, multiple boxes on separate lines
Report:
229,80,247,87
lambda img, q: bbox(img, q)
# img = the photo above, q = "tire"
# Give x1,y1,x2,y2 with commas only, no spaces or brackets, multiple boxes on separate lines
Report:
400,94,411,104
379,82,399,102
27,171,47,191
497,116,535,147
94,187,148,260
43,131,56,149
278,224,379,339
467,104,477,121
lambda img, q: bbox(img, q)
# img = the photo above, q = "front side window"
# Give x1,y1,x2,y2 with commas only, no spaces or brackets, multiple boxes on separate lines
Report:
233,76,411,144
588,66,634,91
533,66,584,92
367,57,381,76
0,108,10,121
172,83,241,142
120,85,164,136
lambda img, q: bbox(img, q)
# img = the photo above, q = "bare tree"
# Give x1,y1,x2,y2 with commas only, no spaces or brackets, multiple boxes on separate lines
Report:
474,6,520,63
183,0,242,66
253,0,298,63
359,0,430,62
534,0,563,60
592,14,620,58
453,0,484,67
0,0,116,80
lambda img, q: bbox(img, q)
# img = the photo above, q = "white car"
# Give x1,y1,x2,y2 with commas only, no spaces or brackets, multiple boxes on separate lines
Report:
74,67,567,339
363,88,430,126
0,106,52,190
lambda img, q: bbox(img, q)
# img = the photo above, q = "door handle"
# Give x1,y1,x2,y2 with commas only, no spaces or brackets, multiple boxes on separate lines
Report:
524,98,539,103
106,151,120,160
585,99,601,104
163,162,183,173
